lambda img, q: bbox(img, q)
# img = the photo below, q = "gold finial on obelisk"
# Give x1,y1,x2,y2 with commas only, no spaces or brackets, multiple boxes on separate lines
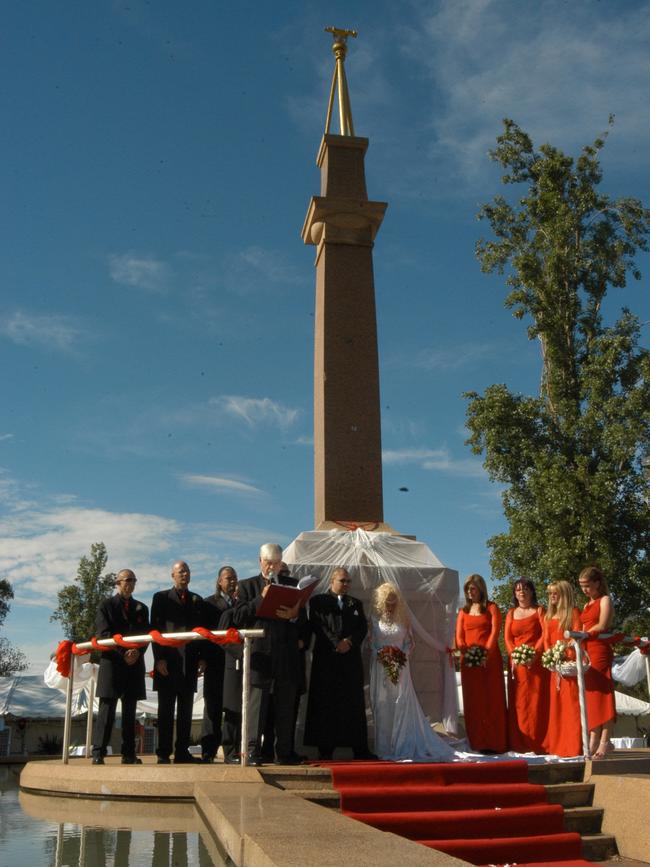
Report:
324,26,357,136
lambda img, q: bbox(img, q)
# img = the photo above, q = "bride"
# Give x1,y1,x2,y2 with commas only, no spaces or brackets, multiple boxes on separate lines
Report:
370,582,456,762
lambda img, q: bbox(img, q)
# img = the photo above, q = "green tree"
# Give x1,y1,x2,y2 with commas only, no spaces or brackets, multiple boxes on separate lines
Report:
0,578,28,676
465,119,650,622
50,542,116,643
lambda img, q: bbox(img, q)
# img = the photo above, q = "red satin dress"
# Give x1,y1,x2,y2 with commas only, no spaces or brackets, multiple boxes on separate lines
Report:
580,596,616,730
504,607,550,753
456,602,508,752
543,609,583,757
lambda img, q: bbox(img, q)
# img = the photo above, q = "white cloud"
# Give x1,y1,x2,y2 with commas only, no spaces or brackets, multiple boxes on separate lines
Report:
209,395,299,428
180,474,265,498
388,342,503,372
398,0,650,192
222,246,303,295
109,252,171,292
0,434,13,442
383,445,485,478
0,311,84,353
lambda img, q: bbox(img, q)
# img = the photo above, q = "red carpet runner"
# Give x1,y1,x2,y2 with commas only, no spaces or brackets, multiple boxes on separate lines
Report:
326,760,602,867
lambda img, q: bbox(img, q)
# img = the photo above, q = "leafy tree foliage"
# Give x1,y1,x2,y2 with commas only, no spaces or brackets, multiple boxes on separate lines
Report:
0,578,28,676
466,119,650,622
50,542,115,643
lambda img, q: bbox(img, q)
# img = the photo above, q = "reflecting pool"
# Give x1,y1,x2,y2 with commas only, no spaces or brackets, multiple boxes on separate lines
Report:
1,766,232,866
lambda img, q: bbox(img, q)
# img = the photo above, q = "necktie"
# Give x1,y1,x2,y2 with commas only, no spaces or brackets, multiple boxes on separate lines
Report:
123,598,130,618
338,595,344,610
180,591,187,604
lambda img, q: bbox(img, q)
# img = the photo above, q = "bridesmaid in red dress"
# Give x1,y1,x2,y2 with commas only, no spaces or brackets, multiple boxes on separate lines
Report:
455,574,508,753
543,581,583,757
504,578,549,753
578,566,616,758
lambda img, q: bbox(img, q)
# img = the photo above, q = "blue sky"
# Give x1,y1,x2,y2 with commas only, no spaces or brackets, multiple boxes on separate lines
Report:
2,0,649,673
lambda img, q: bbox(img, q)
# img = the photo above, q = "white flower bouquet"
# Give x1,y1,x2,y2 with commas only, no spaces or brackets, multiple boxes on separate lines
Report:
463,644,488,668
542,639,589,678
511,643,535,665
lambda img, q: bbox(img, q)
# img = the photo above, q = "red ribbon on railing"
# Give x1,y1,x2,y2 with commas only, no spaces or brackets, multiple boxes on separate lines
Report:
148,629,191,647
55,627,244,677
192,627,243,645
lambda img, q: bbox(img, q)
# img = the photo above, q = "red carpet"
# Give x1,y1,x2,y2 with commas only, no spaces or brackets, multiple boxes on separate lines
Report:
326,759,602,866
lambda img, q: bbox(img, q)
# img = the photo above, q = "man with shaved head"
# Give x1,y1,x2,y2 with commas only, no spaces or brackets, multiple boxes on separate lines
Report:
92,569,149,765
151,561,205,764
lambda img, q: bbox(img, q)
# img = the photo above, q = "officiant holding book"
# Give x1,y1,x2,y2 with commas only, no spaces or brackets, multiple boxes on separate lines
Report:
233,542,310,765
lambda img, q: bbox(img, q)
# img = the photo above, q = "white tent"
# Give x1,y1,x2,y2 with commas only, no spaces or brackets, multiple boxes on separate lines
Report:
283,528,460,732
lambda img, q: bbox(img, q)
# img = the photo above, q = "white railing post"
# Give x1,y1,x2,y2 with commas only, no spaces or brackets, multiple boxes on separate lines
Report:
241,636,251,767
62,658,75,765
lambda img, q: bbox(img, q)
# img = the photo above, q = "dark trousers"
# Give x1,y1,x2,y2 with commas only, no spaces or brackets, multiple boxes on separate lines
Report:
156,686,194,758
221,708,241,760
200,667,224,758
247,680,298,761
92,695,138,758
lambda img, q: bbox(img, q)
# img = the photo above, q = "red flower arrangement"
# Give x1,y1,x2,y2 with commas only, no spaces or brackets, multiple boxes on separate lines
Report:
377,645,407,685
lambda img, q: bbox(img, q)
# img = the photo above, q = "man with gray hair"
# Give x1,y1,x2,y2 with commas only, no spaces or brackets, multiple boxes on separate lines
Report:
234,543,309,765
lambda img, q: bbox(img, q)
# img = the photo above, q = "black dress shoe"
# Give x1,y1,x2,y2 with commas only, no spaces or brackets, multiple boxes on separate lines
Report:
91,756,104,765
246,753,263,766
274,753,307,766
157,756,171,764
173,754,199,764
121,756,143,765
353,750,378,760
224,756,241,765
318,752,333,761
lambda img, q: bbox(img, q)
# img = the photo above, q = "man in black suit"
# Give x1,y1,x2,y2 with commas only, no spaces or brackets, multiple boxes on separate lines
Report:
92,569,149,765
233,542,309,765
218,602,244,763
151,560,205,764
200,565,238,763
304,567,374,760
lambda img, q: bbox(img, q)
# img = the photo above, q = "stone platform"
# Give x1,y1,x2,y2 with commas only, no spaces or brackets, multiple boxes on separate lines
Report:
19,758,469,867
19,754,650,867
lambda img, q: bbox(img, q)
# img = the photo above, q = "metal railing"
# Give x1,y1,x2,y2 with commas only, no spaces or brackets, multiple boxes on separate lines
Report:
565,630,650,758
62,628,265,767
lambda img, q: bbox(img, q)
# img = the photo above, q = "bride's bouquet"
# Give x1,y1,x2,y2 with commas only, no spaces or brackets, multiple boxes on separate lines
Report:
377,645,407,685
463,644,487,668
511,643,535,666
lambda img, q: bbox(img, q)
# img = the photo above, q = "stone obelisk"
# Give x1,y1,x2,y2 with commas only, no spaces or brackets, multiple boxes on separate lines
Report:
301,28,392,532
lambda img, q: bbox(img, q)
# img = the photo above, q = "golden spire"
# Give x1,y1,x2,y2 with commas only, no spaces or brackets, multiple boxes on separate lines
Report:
324,26,357,136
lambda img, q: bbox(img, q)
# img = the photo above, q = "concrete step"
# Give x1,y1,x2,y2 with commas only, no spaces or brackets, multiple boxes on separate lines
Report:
289,789,340,808
582,833,618,861
260,768,333,790
564,806,604,835
545,782,594,807
527,761,585,785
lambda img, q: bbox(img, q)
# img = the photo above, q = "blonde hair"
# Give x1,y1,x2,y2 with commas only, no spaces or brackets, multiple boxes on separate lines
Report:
373,582,409,626
462,574,488,614
546,580,576,633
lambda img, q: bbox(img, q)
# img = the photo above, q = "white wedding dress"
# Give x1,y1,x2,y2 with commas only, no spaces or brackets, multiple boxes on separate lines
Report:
370,617,457,762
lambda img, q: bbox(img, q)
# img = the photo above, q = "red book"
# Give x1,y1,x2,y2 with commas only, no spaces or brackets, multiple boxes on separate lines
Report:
256,575,320,620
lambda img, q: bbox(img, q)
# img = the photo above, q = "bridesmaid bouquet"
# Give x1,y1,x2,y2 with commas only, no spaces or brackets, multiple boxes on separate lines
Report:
511,643,535,665
463,644,487,668
377,645,407,684
541,640,568,671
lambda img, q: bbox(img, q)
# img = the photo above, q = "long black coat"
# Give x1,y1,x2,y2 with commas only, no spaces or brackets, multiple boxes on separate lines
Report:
233,574,309,687
150,588,204,692
304,591,368,748
218,606,243,712
95,594,149,700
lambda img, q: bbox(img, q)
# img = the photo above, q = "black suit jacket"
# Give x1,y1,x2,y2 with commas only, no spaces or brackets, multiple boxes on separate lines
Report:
150,588,204,692
95,594,149,700
233,574,309,686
